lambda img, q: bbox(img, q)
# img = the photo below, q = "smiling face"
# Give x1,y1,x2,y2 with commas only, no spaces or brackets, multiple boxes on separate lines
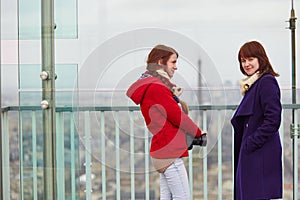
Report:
237,41,277,77
240,57,259,76
162,53,178,78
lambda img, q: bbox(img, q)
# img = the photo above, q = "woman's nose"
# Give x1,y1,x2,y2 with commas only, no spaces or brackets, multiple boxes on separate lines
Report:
244,60,250,66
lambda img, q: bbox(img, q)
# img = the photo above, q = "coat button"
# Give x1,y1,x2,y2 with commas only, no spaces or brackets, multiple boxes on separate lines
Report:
245,123,248,128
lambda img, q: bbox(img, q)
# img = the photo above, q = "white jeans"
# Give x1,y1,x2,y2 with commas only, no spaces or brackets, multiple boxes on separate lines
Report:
160,158,190,200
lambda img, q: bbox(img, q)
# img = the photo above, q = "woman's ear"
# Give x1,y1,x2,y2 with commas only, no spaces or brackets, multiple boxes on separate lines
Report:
158,59,163,65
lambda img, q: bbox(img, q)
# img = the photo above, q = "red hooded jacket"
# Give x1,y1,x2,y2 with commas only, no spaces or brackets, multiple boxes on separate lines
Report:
126,74,202,159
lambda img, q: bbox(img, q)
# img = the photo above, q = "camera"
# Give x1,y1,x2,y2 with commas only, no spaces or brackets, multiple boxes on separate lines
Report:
186,133,207,150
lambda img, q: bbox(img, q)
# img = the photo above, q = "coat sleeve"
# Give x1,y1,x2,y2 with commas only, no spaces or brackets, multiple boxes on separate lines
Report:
245,75,282,152
147,83,202,137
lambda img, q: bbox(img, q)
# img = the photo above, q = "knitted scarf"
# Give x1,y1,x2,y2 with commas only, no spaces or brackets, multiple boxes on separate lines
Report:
239,72,261,96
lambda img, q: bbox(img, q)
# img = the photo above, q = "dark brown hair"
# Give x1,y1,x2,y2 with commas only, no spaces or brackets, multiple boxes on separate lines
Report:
146,44,178,72
238,41,279,77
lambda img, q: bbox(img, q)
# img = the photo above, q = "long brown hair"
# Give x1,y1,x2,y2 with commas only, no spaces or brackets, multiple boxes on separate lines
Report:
146,44,178,72
238,41,279,77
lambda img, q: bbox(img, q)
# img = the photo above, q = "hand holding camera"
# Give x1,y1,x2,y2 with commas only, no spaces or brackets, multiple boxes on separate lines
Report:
186,132,207,150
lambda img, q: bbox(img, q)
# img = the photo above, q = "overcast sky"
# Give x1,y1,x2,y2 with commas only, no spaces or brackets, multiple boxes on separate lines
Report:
1,0,300,105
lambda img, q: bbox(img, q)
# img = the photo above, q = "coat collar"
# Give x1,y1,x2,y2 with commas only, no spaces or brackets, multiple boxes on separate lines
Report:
234,76,262,118
234,93,255,117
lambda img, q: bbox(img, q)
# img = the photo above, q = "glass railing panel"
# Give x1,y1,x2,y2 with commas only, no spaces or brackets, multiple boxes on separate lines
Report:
18,0,78,39
1,0,18,40
54,0,78,39
18,63,80,199
1,64,19,106
19,64,78,106
55,64,79,107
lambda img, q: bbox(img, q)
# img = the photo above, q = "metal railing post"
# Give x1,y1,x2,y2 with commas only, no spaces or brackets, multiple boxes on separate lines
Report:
0,0,3,198
288,1,299,199
41,0,56,199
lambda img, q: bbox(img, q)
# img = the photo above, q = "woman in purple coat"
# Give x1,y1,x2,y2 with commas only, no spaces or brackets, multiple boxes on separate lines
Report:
231,41,282,200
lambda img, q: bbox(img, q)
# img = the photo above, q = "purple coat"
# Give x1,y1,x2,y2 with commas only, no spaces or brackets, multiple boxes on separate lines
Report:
231,74,282,200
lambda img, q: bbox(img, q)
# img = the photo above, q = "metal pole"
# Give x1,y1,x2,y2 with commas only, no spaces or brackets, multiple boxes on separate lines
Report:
288,0,299,199
0,0,3,198
41,0,56,199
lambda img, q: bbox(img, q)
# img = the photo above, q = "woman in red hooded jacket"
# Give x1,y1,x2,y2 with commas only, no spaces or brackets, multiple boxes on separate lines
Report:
127,44,205,199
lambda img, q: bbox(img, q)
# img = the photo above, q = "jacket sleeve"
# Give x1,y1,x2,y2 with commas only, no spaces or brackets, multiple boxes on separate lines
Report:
147,83,202,137
245,75,282,152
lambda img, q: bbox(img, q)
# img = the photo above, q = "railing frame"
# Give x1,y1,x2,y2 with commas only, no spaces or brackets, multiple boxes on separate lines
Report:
1,105,300,199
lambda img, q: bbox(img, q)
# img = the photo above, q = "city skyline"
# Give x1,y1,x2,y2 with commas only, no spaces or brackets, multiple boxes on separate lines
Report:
1,0,300,106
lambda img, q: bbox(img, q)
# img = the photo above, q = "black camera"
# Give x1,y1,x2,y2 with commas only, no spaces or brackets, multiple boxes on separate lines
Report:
186,133,207,150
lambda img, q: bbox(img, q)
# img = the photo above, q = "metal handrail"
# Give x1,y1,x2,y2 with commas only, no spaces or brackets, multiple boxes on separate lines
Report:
2,104,300,112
